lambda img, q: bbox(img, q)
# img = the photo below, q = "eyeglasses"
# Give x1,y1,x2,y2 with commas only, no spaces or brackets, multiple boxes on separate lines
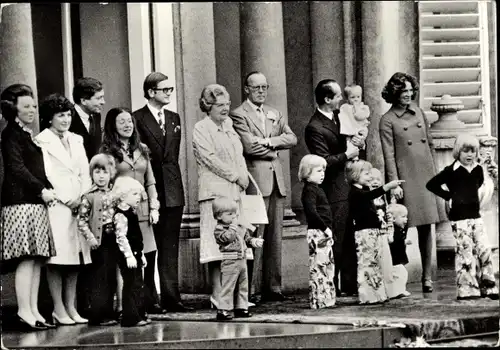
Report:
247,84,269,92
153,87,174,94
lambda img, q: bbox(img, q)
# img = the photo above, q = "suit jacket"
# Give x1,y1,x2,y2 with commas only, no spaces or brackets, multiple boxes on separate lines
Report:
133,105,185,207
69,107,102,161
230,100,297,197
305,109,349,203
0,117,7,208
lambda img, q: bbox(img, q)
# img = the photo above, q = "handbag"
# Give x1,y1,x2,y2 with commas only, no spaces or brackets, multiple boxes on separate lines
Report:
240,173,268,225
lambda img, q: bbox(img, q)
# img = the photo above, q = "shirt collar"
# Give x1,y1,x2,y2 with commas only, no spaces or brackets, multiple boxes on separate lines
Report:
205,116,233,133
74,104,91,121
147,102,164,120
317,107,334,120
246,99,263,113
15,117,33,136
453,160,479,173
390,102,417,118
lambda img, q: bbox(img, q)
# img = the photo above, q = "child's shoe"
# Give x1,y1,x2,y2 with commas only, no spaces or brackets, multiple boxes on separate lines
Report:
216,310,233,321
482,293,499,300
457,295,481,301
234,309,252,318
480,278,497,289
402,291,411,297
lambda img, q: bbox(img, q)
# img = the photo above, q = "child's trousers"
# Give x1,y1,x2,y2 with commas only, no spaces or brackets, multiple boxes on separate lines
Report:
118,251,146,326
87,231,118,324
355,228,388,304
307,229,335,309
451,218,498,298
219,258,249,311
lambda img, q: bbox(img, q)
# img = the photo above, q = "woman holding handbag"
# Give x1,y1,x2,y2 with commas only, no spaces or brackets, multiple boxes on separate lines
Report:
193,83,254,310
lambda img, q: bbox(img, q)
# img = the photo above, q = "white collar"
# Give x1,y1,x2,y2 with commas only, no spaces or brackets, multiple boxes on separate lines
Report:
15,117,33,136
453,160,479,173
147,102,165,120
247,99,264,113
74,104,90,121
317,107,333,120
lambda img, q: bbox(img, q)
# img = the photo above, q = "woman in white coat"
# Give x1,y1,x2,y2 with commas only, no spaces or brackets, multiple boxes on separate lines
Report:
35,94,92,325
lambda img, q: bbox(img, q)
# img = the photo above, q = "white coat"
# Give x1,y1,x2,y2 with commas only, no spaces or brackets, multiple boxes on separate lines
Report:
35,129,92,265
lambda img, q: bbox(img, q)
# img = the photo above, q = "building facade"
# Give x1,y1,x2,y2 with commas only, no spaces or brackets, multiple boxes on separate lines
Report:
0,2,497,296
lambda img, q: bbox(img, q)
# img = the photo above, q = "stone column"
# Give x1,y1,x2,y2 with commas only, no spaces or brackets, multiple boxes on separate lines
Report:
173,2,218,293
310,1,345,88
240,2,299,225
0,3,39,133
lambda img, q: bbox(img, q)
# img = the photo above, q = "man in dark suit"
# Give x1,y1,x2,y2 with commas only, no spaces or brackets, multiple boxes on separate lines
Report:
230,71,297,303
304,79,361,297
132,72,191,312
69,77,105,160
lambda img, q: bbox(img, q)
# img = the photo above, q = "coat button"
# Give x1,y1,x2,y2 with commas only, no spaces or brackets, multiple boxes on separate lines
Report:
408,140,412,145
403,127,408,131
421,138,427,143
417,122,422,128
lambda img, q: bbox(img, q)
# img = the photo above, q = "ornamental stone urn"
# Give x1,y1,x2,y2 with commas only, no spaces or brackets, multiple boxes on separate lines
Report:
430,94,466,130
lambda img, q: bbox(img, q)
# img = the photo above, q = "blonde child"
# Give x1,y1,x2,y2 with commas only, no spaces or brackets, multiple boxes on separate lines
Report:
77,153,118,326
387,203,412,298
111,176,151,327
212,197,263,321
346,160,403,304
426,133,498,300
299,155,335,309
339,84,370,160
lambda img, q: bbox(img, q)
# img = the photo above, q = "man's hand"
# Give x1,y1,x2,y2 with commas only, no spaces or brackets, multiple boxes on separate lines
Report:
141,254,147,268
351,134,365,148
324,227,333,238
345,141,360,159
257,138,271,147
150,209,159,225
126,256,137,269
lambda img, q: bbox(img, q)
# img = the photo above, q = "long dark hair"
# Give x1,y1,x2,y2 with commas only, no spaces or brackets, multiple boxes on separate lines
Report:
100,107,149,163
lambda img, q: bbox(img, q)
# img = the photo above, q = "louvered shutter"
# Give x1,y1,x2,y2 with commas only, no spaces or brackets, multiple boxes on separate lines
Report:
418,0,491,133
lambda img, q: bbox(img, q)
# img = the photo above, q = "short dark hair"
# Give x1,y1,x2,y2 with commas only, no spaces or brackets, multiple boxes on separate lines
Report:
244,71,263,86
0,84,34,122
381,72,419,105
39,93,74,131
73,77,103,104
314,79,339,106
143,72,169,99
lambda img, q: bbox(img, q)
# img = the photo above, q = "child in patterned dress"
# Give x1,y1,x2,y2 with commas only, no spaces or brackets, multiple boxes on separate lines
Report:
426,133,499,300
77,153,118,326
299,154,335,309
346,160,403,304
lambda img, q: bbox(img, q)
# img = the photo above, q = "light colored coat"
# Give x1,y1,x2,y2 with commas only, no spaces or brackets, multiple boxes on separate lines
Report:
230,100,297,197
35,129,92,265
379,102,447,227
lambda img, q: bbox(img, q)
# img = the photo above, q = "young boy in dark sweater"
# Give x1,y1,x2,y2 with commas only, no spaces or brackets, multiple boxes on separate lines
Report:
426,133,498,300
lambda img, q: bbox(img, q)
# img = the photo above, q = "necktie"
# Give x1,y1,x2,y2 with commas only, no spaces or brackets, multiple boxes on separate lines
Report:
257,107,266,135
88,114,95,135
158,110,165,135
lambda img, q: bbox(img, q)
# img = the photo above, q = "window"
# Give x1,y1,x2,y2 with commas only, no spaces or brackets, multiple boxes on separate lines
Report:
418,0,491,135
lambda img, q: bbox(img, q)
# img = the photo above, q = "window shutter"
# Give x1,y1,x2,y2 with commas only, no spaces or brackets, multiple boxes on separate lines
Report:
418,0,491,134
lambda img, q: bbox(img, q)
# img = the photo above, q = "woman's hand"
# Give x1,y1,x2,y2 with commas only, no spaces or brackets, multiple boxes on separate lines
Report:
236,174,249,190
41,188,57,204
66,197,81,210
391,186,404,200
150,208,159,225
88,237,99,250
126,256,137,269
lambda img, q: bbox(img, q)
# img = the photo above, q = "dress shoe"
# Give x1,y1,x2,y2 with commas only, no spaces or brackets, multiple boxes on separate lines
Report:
262,292,289,302
98,319,118,326
422,280,433,293
38,320,57,329
216,310,233,321
17,315,48,331
128,320,148,327
234,309,252,318
69,314,88,324
482,293,499,300
481,279,497,289
166,302,194,312
52,312,76,325
249,294,261,305
143,317,152,324
147,304,167,314
115,311,123,321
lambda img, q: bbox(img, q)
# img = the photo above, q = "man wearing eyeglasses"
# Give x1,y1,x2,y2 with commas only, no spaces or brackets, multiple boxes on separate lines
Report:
230,71,297,303
132,72,192,312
